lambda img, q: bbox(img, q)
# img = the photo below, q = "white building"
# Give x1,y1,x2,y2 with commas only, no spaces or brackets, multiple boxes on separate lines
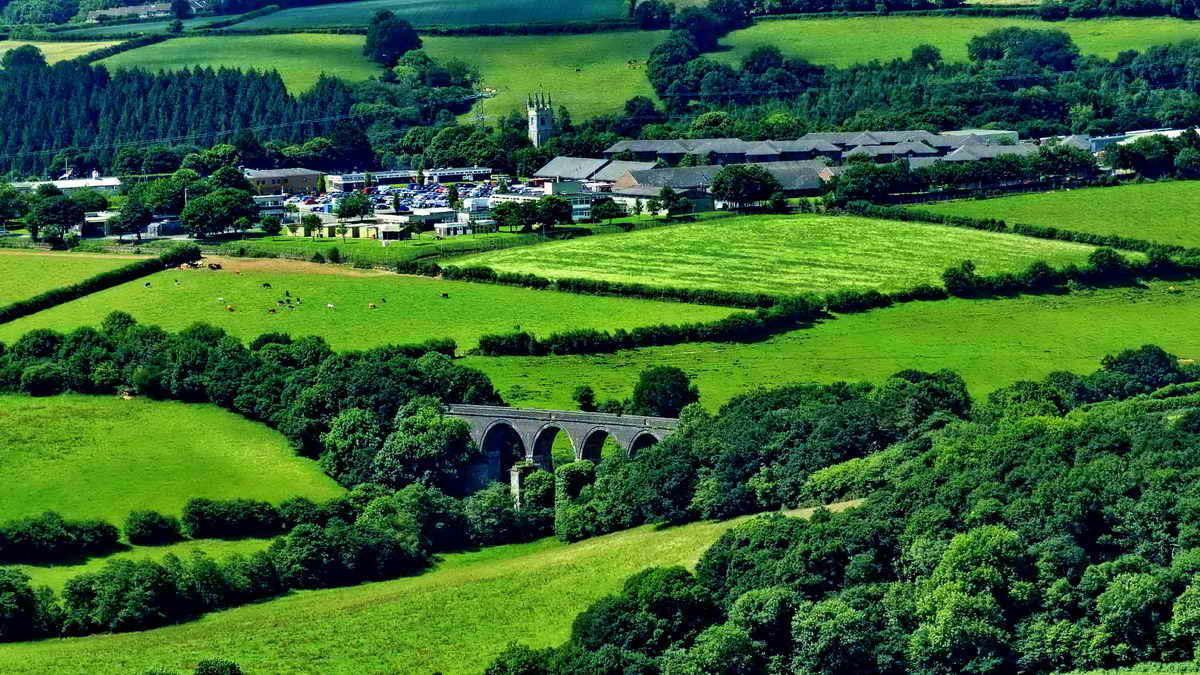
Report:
12,176,121,194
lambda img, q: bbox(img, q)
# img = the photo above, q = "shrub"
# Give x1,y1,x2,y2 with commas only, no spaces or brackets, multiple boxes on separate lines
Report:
193,659,244,675
124,510,183,545
0,511,119,564
181,498,283,540
19,361,66,396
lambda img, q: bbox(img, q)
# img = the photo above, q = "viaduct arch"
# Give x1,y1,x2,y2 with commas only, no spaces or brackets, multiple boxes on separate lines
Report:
445,404,679,491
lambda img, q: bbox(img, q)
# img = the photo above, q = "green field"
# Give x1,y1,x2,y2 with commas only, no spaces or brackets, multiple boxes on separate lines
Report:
0,503,852,674
0,39,118,62
916,181,1200,249
466,280,1200,410
0,256,732,350
422,31,664,120
716,17,1200,67
98,34,379,93
0,394,343,525
453,214,1109,296
0,251,137,306
16,537,271,591
207,229,541,265
51,16,215,37
234,0,621,30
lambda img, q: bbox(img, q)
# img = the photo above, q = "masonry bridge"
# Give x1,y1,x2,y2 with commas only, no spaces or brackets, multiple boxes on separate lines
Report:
445,404,680,490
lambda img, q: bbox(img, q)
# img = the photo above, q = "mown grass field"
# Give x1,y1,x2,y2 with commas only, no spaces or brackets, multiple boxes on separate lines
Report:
466,280,1200,410
234,0,621,30
916,181,1200,249
0,256,732,350
422,31,664,120
0,39,118,62
453,214,1108,296
0,250,137,306
98,34,379,93
0,503,854,675
715,17,1200,67
208,229,541,265
16,538,272,591
0,394,342,525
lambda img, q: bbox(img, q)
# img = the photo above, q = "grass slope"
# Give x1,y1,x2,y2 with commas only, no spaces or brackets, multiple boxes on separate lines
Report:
466,280,1200,409
0,39,118,62
235,0,621,30
51,16,214,37
0,394,342,525
423,31,665,120
0,251,137,306
0,503,855,675
98,34,378,93
452,214,1106,296
716,17,1200,67
0,257,732,350
916,181,1200,249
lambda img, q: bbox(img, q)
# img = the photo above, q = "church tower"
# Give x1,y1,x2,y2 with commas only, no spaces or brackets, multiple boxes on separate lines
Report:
527,92,557,148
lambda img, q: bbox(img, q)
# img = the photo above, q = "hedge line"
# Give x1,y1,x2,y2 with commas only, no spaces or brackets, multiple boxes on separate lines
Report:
199,4,279,30
843,201,1200,257
477,295,824,356
393,260,781,309
757,6,1038,19
0,511,119,564
73,33,172,63
0,243,201,325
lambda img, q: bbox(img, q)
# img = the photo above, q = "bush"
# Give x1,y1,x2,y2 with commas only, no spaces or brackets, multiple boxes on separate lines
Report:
193,659,244,675
181,498,283,540
124,510,183,545
0,511,119,564
19,361,66,396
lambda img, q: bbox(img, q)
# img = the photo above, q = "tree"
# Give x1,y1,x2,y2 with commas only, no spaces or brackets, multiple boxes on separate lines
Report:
26,195,84,244
260,215,283,236
1,45,46,70
657,187,693,220
232,217,253,238
447,184,461,209
535,195,573,229
320,408,385,488
180,188,256,238
70,188,108,213
109,198,152,242
629,366,699,418
170,0,191,18
372,396,478,494
490,201,537,232
632,199,644,218
0,184,27,225
336,224,348,241
635,0,674,29
301,213,322,238
573,385,597,412
363,11,422,68
591,198,624,225
336,193,372,222
711,165,783,212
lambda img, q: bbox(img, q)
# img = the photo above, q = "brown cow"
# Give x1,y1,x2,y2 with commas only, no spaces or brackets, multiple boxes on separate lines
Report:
225,305,235,312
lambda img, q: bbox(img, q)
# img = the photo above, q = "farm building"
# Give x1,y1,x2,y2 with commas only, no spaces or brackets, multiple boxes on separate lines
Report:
612,161,833,197
533,157,657,183
85,2,171,21
11,176,121,194
243,168,321,195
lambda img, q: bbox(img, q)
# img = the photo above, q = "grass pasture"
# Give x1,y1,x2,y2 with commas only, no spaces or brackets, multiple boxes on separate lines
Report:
0,39,118,62
916,181,1200,249
98,34,378,93
422,31,665,120
715,17,1200,67
51,16,215,37
0,394,342,525
452,214,1109,296
467,280,1200,410
0,256,732,350
0,250,138,306
234,0,622,30
0,503,855,675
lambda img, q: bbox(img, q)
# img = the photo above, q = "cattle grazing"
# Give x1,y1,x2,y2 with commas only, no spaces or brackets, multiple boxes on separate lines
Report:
208,263,222,270
326,303,335,309
276,300,285,306
225,305,235,312
368,303,377,309
380,297,387,303
174,279,180,285
285,290,290,297
268,308,277,314
261,282,272,289
144,282,151,288
441,292,449,299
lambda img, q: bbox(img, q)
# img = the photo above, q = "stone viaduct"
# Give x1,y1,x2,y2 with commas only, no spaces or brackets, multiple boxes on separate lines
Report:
445,404,680,492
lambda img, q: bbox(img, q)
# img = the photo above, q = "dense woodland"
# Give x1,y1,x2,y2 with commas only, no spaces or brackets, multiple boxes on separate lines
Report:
489,345,1200,674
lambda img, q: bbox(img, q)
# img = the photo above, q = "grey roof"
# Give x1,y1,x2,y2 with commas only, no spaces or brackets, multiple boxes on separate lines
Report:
769,139,841,153
534,156,609,180
591,160,656,182
909,143,1039,168
1059,134,1092,151
627,165,725,189
844,145,895,157
744,141,783,157
762,166,824,191
626,161,833,192
684,138,752,155
244,167,320,178
605,139,692,155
